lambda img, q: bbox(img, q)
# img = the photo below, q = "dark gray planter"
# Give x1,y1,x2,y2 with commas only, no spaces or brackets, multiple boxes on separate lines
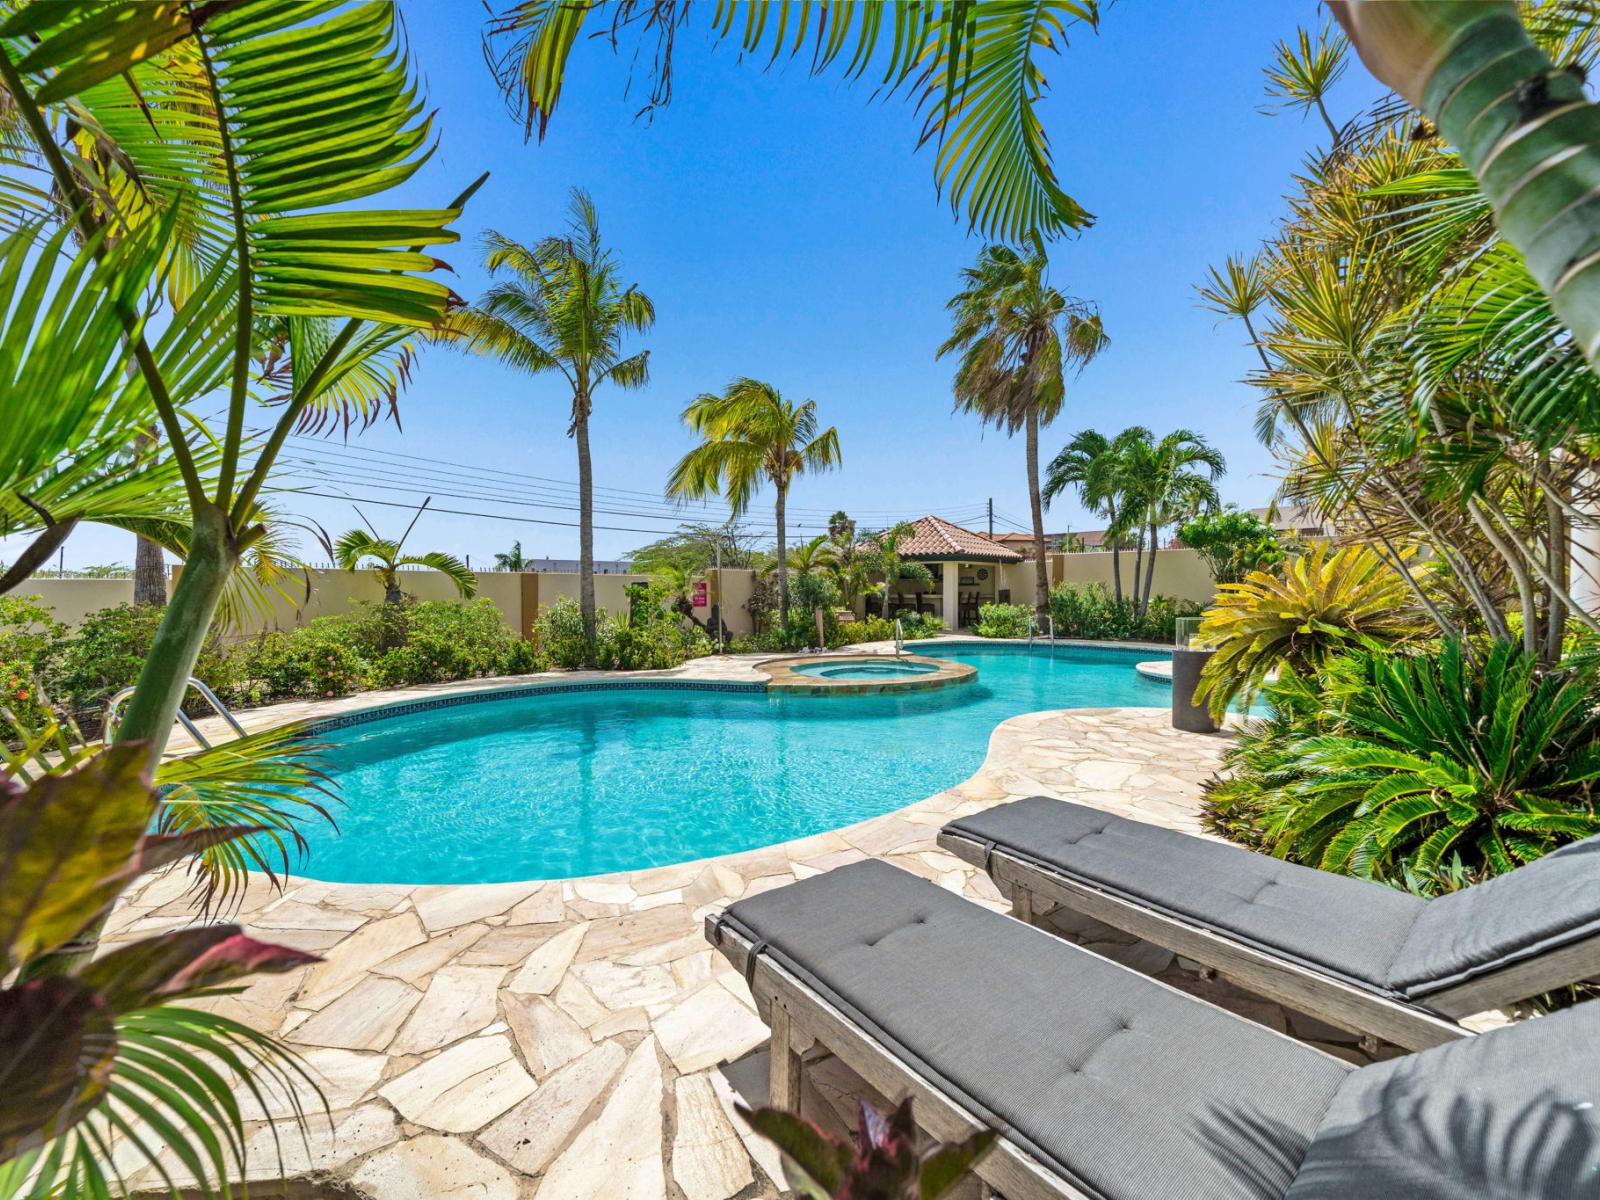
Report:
1171,646,1218,733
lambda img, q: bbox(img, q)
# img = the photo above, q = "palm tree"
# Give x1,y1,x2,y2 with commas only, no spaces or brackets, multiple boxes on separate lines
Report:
494,540,531,571
787,534,839,579
1043,426,1150,604
939,242,1109,622
1121,429,1225,616
334,529,476,606
443,189,653,658
666,379,841,624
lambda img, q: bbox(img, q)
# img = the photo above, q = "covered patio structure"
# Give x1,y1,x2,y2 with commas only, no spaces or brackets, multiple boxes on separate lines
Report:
891,515,1025,629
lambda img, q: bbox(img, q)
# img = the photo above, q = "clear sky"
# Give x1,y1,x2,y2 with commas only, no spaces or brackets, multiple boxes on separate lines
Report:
24,2,1384,572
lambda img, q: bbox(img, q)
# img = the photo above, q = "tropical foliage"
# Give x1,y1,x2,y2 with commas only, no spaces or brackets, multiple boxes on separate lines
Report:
333,528,477,606
0,745,322,1197
1048,582,1201,644
739,1095,994,1200
1178,509,1286,585
1044,425,1224,613
1204,640,1600,888
973,602,1034,639
534,594,709,671
1195,543,1434,719
441,190,654,657
0,0,477,763
483,0,1100,244
940,242,1107,619
494,540,532,571
667,379,841,623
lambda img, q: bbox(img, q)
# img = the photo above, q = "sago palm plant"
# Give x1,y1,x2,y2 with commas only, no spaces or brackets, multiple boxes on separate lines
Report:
333,531,477,607
1265,639,1600,880
1195,542,1434,718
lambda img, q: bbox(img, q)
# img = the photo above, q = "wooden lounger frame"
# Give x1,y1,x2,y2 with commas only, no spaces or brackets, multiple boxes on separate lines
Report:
938,830,1600,1051
707,915,1086,1200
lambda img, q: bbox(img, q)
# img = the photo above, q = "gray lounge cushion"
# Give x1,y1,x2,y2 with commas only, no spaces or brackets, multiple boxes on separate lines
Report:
1286,1001,1600,1198
715,859,1351,1200
1390,835,1600,998
944,797,1425,990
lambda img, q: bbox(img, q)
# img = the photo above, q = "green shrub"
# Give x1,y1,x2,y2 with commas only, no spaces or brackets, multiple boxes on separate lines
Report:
891,610,945,640
369,599,521,687
832,616,897,647
54,603,235,721
1203,640,1600,893
0,594,68,730
533,596,597,669
1177,509,1285,584
790,571,840,614
232,618,366,703
502,638,546,675
973,602,1032,639
1047,582,1200,643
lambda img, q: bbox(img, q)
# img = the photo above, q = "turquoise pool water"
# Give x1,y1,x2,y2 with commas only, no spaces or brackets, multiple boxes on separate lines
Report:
790,658,939,679
293,642,1176,884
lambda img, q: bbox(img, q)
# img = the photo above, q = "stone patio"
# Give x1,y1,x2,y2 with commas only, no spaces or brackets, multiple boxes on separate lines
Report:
106,648,1307,1198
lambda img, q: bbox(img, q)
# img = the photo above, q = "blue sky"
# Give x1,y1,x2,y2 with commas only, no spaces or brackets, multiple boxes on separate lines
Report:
32,2,1384,571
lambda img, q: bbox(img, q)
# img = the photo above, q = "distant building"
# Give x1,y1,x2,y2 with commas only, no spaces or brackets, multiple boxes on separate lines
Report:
520,559,635,574
1248,505,1333,541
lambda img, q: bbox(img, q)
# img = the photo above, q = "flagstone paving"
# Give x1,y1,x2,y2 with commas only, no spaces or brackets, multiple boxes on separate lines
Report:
105,649,1328,1198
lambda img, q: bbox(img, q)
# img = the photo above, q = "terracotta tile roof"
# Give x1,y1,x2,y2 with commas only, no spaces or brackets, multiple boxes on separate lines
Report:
897,515,1024,562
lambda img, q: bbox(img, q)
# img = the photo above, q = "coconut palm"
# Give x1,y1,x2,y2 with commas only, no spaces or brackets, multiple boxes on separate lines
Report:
484,1,1099,245
442,190,653,659
1121,429,1225,616
939,242,1108,621
787,534,839,579
1043,426,1150,603
334,519,477,606
666,380,841,623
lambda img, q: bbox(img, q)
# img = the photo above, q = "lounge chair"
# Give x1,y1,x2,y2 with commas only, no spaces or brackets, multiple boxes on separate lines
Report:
937,796,1600,1049
707,859,1600,1200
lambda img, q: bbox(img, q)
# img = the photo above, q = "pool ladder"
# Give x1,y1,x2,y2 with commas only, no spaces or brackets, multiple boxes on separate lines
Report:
103,677,247,749
1028,613,1056,647
893,618,905,657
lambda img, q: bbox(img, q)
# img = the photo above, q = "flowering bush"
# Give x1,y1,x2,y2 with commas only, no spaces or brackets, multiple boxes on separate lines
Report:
0,594,67,729
53,602,236,724
368,599,524,686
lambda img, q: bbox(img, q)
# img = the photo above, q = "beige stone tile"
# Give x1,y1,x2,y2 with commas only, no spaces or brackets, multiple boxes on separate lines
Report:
239,1104,398,1181
553,973,610,1028
506,882,565,924
505,993,592,1078
572,960,679,1010
672,1073,754,1200
574,906,697,963
709,1065,785,1188
457,924,563,965
299,912,427,1008
477,1038,627,1176
350,1134,517,1200
589,1006,652,1038
412,880,538,931
371,923,489,984
573,877,636,905
249,900,369,932
287,977,422,1051
506,922,587,995
236,1047,386,1120
390,965,504,1055
379,1034,536,1133
654,982,769,1074
537,1036,665,1200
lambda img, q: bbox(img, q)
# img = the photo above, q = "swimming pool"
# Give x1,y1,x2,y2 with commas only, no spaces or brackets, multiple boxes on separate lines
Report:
291,642,1178,885
790,658,939,679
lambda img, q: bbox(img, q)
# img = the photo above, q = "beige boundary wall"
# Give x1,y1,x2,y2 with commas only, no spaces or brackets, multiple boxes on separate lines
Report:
17,568,763,638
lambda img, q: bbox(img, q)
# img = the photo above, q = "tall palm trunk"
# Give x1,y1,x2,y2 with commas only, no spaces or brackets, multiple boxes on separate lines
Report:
1130,524,1145,613
133,535,168,606
574,395,596,661
1141,520,1159,617
1334,2,1600,371
1025,409,1049,621
1106,500,1122,603
775,480,789,624
114,500,236,766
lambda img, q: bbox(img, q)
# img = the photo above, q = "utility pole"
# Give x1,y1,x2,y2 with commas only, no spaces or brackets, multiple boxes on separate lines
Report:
987,498,994,538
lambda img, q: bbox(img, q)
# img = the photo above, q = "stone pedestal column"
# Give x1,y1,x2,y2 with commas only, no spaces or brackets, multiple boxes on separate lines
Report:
941,563,961,630
1171,647,1217,733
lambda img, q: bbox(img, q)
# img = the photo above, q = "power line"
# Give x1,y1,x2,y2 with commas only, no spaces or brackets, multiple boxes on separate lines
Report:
280,433,998,522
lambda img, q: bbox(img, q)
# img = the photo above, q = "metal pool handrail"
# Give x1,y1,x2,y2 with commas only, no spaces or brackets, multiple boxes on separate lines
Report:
103,677,247,749
893,618,905,657
1026,613,1057,646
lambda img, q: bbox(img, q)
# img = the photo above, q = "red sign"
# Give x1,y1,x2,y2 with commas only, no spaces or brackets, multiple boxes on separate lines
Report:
692,581,709,608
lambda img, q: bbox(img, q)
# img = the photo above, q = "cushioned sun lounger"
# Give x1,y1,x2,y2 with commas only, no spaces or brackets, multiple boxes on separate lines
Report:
707,859,1600,1200
937,796,1600,1049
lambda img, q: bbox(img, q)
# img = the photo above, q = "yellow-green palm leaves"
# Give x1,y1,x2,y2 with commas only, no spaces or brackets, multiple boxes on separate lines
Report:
1196,543,1434,718
333,529,477,605
667,380,841,622
484,0,1098,244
